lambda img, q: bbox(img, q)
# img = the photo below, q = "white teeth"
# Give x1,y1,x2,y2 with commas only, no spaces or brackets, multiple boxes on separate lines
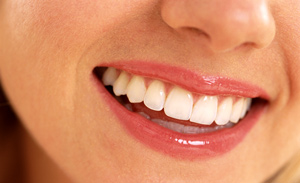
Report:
104,67,254,126
164,87,193,120
102,67,118,86
230,98,244,123
113,71,130,96
144,80,166,111
190,96,218,125
240,98,252,118
126,76,146,103
215,97,233,125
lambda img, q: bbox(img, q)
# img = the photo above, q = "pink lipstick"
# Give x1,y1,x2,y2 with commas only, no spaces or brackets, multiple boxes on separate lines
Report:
92,61,268,160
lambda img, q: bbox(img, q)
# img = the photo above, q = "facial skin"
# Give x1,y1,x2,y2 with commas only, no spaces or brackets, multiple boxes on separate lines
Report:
1,0,300,182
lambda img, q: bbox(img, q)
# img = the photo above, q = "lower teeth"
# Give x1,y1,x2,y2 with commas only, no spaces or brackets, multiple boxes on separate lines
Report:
105,85,236,134
150,117,234,134
126,102,234,134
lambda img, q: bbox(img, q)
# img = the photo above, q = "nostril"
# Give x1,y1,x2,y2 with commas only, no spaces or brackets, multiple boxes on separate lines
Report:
183,27,210,39
229,42,256,52
161,0,276,53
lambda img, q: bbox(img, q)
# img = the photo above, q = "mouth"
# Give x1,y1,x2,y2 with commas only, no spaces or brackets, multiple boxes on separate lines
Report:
92,62,268,160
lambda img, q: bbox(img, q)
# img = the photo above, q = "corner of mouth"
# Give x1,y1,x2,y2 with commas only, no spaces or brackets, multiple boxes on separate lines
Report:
92,66,268,133
91,65,269,159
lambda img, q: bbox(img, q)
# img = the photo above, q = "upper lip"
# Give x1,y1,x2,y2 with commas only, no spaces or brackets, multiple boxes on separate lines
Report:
96,60,270,100
92,60,269,159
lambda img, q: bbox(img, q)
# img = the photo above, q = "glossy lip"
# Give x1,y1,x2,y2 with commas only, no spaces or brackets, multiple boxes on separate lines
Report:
92,61,269,160
104,61,270,100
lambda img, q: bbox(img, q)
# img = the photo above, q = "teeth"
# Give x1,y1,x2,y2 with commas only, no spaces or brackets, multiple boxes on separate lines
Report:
138,112,150,119
144,80,166,111
124,103,133,111
103,67,254,127
230,98,244,123
164,87,193,120
102,67,118,86
240,98,252,118
151,118,235,134
215,97,233,125
183,126,199,134
126,76,146,103
113,71,130,96
190,96,218,125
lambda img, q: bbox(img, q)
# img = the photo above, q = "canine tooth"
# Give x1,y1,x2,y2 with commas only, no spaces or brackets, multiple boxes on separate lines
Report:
190,96,218,125
144,80,166,111
113,71,130,96
102,67,118,86
230,98,244,123
215,97,233,125
164,87,193,120
240,98,251,118
126,76,146,103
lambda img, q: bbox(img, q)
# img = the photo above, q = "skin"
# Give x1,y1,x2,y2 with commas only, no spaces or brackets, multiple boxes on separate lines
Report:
1,0,300,182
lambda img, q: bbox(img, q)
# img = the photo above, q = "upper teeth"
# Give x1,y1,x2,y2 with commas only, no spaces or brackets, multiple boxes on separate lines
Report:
102,67,252,126
144,80,166,111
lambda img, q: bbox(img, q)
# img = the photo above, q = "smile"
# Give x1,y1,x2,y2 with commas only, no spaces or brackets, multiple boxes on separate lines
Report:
92,61,268,160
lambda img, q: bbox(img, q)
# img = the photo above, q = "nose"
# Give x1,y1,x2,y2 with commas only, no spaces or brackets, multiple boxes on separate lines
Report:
160,0,276,52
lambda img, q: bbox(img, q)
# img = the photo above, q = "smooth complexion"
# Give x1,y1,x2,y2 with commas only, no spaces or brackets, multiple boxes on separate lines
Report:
1,0,300,183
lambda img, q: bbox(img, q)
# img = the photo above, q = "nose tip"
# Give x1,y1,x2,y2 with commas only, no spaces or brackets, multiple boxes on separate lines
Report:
161,0,276,52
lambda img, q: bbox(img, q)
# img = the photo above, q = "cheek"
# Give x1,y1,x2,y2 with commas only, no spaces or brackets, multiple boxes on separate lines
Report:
0,0,153,180
0,0,141,129
0,0,117,162
278,1,300,135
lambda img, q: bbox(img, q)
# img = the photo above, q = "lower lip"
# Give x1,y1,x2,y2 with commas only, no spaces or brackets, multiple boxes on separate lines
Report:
93,76,266,160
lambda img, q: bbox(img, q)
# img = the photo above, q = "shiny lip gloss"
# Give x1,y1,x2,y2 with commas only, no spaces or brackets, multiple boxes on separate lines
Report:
92,61,269,160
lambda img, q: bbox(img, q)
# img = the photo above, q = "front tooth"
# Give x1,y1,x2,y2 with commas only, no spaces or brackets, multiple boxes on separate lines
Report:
164,87,193,120
102,67,118,86
126,76,146,103
144,80,166,111
230,98,244,123
113,71,130,96
215,97,233,125
190,96,218,125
